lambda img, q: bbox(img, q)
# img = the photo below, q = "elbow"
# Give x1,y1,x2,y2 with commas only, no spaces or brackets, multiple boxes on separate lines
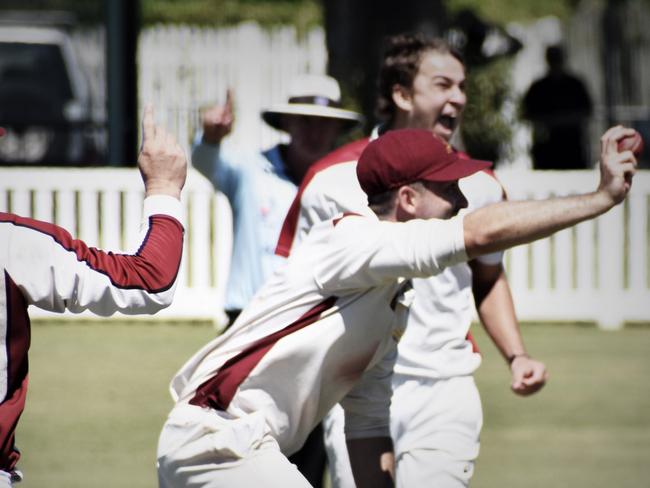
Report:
464,226,501,260
153,288,177,310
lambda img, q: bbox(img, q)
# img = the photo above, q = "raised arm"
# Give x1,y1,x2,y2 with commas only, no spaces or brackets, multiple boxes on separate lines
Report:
191,90,240,194
139,104,187,200
2,105,187,316
200,89,234,146
463,126,637,258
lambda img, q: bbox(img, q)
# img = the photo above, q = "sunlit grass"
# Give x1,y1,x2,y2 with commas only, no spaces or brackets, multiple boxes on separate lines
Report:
14,321,650,487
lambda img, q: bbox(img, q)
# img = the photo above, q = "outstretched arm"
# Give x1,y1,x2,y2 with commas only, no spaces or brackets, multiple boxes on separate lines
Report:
463,126,637,258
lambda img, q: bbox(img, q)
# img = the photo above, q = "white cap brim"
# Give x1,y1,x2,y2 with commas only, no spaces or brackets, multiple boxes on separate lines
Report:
262,103,363,131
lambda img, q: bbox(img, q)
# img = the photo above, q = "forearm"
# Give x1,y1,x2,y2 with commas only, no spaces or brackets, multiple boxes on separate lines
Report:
471,261,548,394
464,191,612,259
471,262,526,360
191,139,221,182
7,197,184,315
347,436,394,488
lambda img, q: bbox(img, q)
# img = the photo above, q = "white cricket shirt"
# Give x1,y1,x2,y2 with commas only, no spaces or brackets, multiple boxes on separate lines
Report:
170,213,468,455
276,142,506,380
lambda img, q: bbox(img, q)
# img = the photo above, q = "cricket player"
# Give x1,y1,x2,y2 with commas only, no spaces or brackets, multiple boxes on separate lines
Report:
275,34,546,487
0,106,187,487
157,125,636,488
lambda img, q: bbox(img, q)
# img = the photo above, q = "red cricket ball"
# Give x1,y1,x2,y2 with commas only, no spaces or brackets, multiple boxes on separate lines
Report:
617,131,644,156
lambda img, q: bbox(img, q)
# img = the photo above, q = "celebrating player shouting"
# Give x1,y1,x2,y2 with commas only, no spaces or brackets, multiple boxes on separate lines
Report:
0,106,187,487
157,125,637,488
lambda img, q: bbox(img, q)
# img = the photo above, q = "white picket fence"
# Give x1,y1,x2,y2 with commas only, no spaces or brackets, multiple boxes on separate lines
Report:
498,169,650,329
137,23,328,154
1,167,649,329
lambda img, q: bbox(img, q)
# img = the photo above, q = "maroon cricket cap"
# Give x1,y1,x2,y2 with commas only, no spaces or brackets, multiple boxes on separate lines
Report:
356,129,492,197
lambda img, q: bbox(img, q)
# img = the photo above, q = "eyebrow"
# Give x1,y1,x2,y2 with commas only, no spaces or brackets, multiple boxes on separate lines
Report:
431,75,465,84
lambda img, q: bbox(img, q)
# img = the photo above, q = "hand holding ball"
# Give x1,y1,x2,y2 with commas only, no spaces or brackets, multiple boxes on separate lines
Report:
617,130,644,156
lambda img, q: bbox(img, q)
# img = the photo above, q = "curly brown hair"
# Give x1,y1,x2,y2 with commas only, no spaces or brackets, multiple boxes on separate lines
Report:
376,34,464,124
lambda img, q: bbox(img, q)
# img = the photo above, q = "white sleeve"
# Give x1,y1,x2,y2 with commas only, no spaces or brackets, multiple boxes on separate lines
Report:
461,171,507,265
314,215,468,292
3,195,184,316
293,164,372,249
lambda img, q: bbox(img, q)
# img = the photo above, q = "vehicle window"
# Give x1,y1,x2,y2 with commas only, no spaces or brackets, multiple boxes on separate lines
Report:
0,42,73,102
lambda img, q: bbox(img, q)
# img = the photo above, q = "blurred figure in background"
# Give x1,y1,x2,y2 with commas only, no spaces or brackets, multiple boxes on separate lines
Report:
192,75,361,326
522,44,593,169
191,73,362,487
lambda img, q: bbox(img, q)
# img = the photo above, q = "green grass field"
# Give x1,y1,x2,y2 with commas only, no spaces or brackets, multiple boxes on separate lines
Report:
15,321,650,487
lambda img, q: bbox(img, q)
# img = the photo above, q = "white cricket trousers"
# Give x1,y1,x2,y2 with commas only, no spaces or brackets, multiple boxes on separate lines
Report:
157,404,311,487
324,375,482,488
0,471,12,488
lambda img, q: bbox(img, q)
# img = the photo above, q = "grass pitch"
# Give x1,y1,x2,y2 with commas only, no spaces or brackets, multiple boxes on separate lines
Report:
15,321,650,487
473,323,650,488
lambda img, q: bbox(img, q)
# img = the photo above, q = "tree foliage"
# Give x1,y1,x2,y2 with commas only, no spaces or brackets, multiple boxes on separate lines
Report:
0,0,322,30
0,0,104,24
141,0,322,31
461,59,514,163
446,0,580,24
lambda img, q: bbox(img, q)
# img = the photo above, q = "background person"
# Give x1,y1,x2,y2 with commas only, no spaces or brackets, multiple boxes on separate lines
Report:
522,44,593,170
192,74,362,326
157,126,637,488
0,106,187,487
276,34,547,487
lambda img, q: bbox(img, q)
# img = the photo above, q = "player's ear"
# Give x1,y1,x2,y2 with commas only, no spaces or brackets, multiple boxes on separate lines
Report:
392,84,413,112
395,184,418,219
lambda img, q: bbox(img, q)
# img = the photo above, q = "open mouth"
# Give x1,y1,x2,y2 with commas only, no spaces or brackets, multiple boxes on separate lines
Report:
437,114,458,131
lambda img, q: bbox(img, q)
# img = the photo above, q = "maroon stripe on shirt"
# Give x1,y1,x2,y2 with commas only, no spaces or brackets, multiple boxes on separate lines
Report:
466,331,480,354
190,296,338,411
0,212,184,293
0,272,31,472
275,138,370,258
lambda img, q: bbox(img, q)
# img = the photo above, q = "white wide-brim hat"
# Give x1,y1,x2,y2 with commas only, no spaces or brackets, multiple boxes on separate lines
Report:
262,74,363,131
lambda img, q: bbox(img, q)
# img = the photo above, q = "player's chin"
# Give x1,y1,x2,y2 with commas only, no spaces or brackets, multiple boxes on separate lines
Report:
433,123,455,142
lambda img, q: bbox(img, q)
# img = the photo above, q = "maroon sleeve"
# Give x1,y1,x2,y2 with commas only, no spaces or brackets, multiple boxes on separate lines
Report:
2,212,184,293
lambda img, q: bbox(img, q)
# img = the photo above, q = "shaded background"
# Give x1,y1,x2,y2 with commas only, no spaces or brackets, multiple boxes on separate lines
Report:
0,0,649,167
